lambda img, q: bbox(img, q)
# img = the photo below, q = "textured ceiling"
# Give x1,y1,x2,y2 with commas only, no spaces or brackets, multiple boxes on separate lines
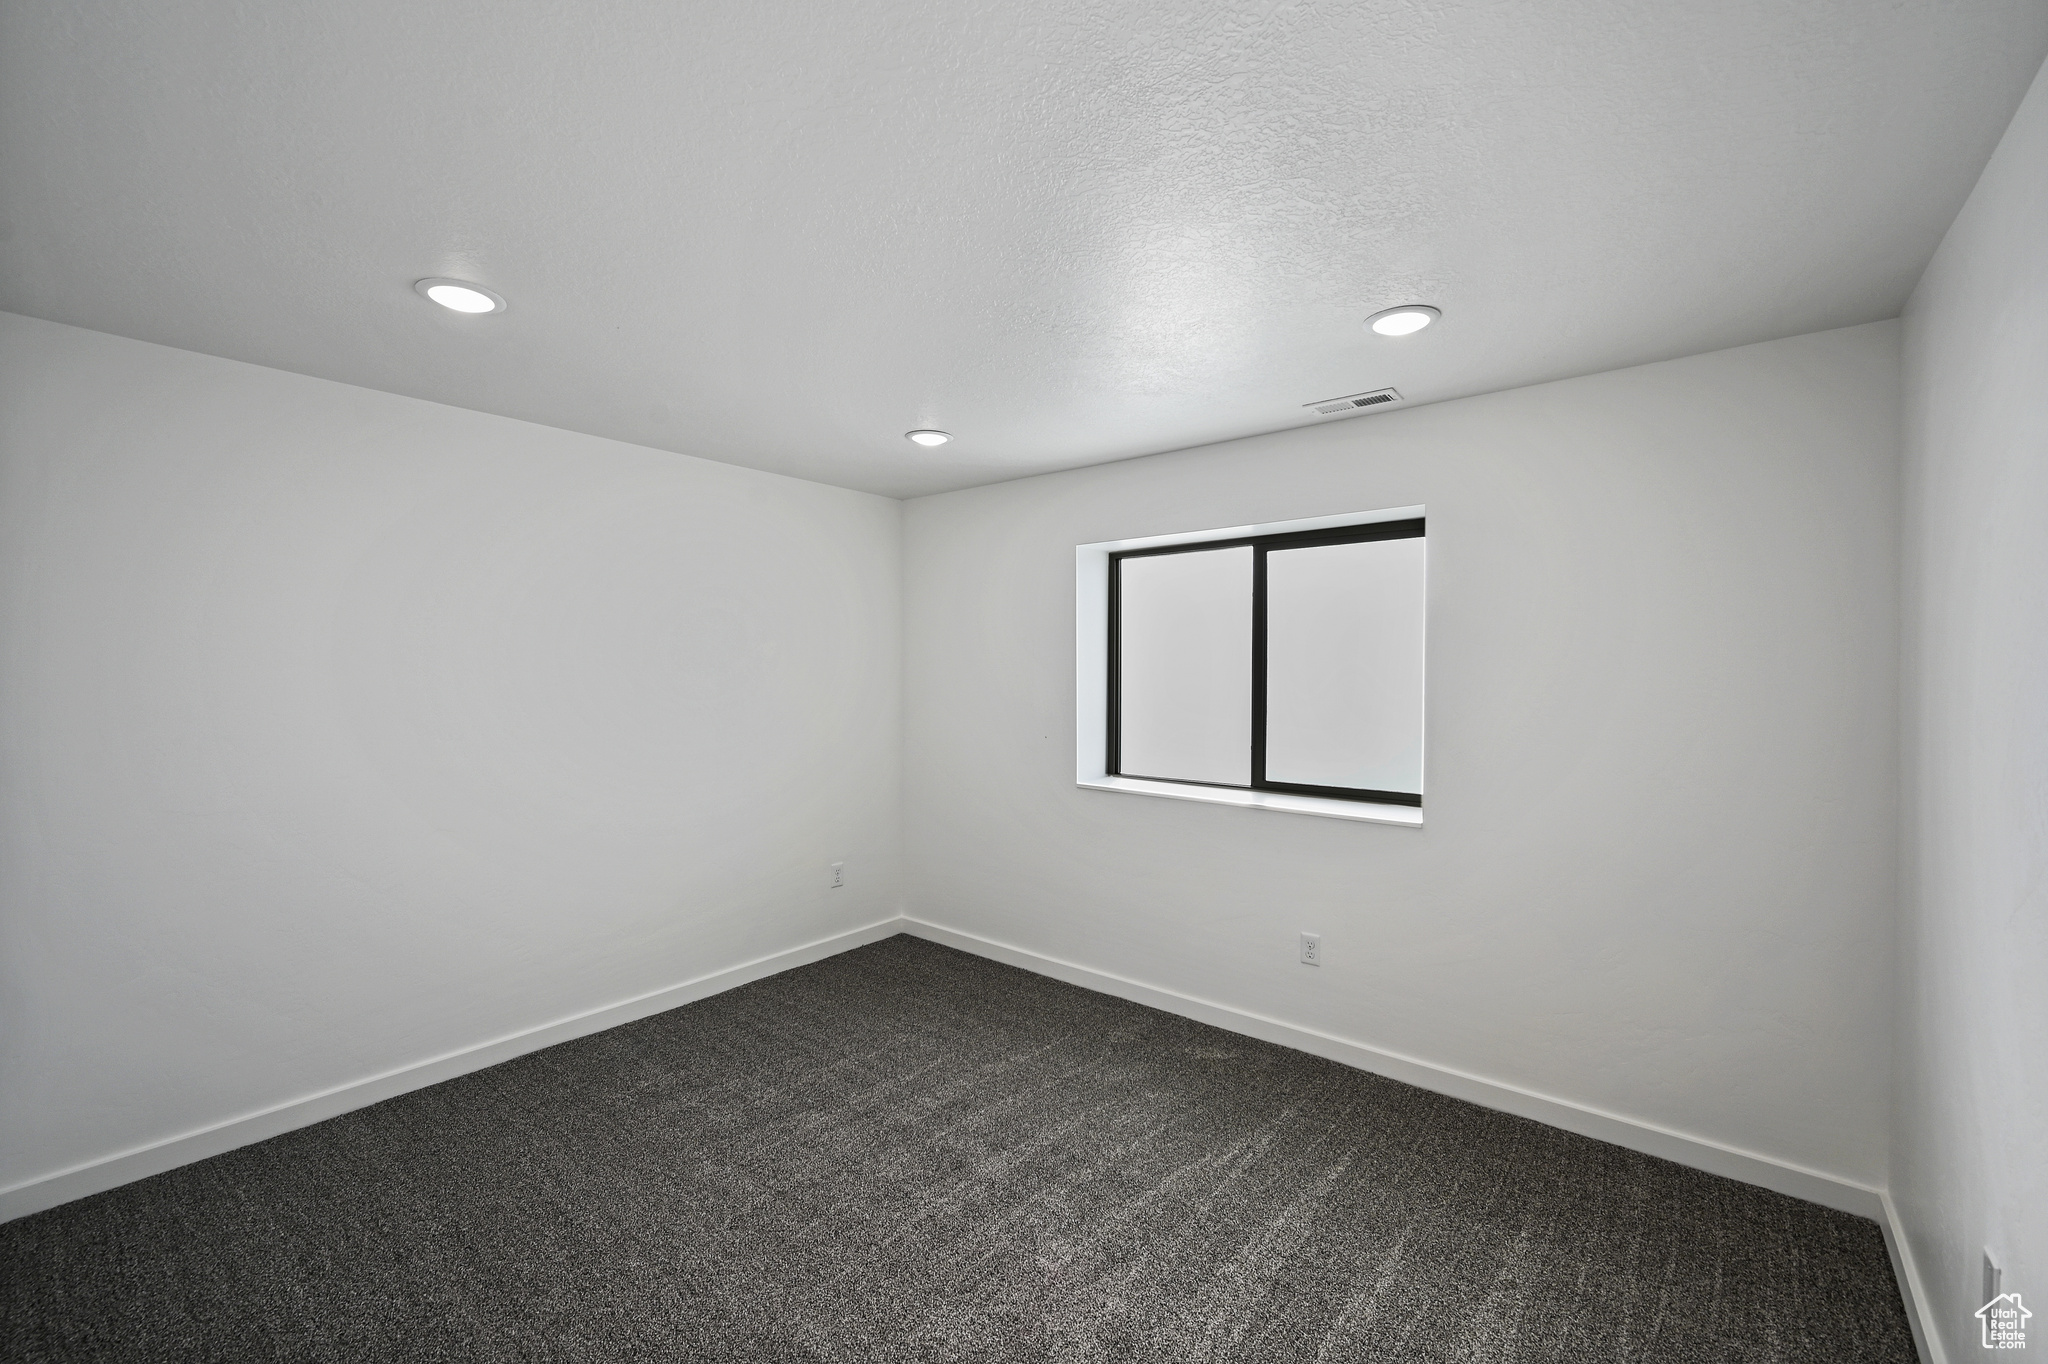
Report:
3,1,2044,497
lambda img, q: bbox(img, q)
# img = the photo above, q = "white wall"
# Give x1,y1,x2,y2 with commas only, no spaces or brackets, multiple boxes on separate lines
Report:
1897,54,2048,1359
904,322,1901,1186
0,313,901,1201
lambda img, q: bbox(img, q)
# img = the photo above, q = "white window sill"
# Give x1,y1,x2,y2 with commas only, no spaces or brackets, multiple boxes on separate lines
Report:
1076,776,1424,827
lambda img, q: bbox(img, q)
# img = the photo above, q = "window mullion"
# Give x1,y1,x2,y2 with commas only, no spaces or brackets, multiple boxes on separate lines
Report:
1106,553,1122,776
1251,543,1268,789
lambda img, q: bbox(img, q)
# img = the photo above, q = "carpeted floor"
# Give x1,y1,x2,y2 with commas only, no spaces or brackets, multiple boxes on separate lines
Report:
2,934,1915,1363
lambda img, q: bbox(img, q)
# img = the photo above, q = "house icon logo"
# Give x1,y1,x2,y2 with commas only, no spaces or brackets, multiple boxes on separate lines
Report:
1977,1292,2030,1350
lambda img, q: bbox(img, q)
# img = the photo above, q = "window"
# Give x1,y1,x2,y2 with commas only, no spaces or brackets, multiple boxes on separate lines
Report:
1101,517,1425,810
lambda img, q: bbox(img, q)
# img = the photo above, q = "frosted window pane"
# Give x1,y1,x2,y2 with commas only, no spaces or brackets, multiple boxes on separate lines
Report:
1117,546,1252,785
1264,537,1425,793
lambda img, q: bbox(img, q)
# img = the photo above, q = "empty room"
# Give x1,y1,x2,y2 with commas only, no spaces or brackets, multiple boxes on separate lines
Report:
2,1,2044,1360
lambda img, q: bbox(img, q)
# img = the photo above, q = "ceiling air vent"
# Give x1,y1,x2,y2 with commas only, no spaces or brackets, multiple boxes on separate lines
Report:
1305,387,1401,417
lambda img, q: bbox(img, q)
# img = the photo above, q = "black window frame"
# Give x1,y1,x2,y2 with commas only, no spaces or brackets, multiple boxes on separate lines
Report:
1107,517,1425,807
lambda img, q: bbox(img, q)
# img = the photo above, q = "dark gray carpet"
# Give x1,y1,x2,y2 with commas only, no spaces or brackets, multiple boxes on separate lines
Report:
3,935,1915,1363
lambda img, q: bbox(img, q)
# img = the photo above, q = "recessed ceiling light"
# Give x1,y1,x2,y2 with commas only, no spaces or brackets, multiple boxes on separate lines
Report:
414,278,506,314
1366,305,1439,336
905,430,952,447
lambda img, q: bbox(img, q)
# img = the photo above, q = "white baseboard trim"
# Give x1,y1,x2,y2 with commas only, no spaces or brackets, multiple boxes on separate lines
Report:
1878,1191,1945,1364
0,916,905,1225
901,916,1886,1221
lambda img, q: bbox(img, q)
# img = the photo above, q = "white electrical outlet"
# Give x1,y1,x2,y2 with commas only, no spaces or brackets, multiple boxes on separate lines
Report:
1299,932,1321,966
830,862,844,889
